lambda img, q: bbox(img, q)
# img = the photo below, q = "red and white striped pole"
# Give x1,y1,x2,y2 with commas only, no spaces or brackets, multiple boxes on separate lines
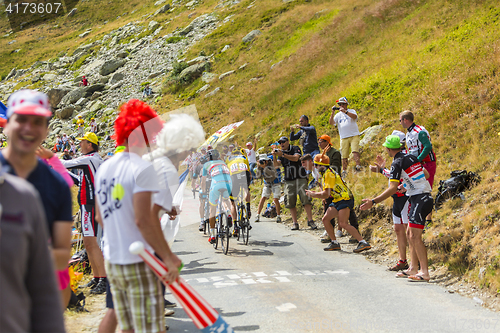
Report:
129,241,233,333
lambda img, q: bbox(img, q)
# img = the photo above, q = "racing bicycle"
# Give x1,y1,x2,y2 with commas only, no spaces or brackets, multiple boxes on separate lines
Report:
213,189,230,255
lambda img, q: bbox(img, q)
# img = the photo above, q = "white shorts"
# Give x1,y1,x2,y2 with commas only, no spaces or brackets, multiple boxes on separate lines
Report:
392,200,410,225
262,183,281,199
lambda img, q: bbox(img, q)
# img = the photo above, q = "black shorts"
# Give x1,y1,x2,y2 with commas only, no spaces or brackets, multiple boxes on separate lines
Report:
392,195,409,219
229,171,250,200
408,193,433,229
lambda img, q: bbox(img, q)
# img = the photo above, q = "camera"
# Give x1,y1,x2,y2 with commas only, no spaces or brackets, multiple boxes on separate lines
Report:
332,106,340,111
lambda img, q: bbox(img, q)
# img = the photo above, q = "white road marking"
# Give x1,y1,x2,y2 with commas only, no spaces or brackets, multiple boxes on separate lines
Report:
276,303,297,312
185,270,348,288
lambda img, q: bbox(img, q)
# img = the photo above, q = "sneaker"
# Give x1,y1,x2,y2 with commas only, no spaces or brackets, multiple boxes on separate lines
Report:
164,309,175,316
247,209,252,219
321,237,332,243
199,222,205,232
248,224,252,230
291,223,299,230
389,260,409,271
307,220,318,230
321,230,328,238
335,230,343,238
255,214,260,222
208,237,216,244
164,299,176,308
276,216,282,223
90,278,107,295
353,241,371,253
79,278,98,289
324,241,341,251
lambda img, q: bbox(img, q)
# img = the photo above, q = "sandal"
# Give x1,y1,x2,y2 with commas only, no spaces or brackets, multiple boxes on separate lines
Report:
395,271,412,278
408,274,430,283
389,260,409,271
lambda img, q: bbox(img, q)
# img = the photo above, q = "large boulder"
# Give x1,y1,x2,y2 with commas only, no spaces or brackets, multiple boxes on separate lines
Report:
109,72,124,85
56,106,75,119
155,4,170,15
242,30,261,43
47,87,72,107
359,125,383,148
59,88,86,106
84,84,106,97
99,59,127,76
178,62,209,83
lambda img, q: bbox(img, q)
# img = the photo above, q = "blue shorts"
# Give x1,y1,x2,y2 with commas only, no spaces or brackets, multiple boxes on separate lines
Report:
209,181,231,206
329,198,354,211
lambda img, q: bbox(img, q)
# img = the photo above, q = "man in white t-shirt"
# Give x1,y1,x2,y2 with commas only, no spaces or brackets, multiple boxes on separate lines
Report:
95,99,181,333
245,138,257,182
329,96,361,175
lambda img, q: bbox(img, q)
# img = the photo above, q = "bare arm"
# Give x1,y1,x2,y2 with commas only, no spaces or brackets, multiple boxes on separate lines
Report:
51,221,73,270
305,187,331,200
329,109,335,126
134,191,181,283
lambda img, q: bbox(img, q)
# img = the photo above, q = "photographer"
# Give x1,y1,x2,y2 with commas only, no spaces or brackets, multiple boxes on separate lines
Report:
290,115,320,157
254,154,282,223
273,136,315,231
329,97,361,176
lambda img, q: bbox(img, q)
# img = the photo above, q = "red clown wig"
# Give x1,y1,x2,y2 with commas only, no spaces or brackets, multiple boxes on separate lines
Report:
113,99,163,147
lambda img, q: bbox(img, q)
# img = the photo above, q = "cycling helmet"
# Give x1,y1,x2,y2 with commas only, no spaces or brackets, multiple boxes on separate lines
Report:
199,154,208,164
232,147,245,155
207,149,220,161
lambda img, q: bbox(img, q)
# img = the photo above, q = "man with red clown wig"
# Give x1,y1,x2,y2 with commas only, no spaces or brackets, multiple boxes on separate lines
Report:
95,99,181,333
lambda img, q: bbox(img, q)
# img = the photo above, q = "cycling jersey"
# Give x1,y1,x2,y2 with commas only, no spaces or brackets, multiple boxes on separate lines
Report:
321,167,351,202
62,151,103,205
225,155,250,175
390,151,431,197
202,160,232,206
406,123,436,163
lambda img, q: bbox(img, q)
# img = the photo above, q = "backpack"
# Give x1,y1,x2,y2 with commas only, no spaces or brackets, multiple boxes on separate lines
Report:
262,204,277,218
68,290,88,312
435,170,481,210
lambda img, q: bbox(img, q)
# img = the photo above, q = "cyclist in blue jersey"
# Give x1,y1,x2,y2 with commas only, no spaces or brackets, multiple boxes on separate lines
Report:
200,149,232,244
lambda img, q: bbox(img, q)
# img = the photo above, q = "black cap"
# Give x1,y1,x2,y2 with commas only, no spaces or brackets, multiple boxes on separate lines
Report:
278,136,288,143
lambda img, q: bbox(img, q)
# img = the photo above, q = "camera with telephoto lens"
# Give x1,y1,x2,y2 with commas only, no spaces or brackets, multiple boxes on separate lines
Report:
332,106,340,111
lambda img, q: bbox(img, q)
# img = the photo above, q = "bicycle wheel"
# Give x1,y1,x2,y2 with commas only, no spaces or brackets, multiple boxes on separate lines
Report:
236,204,243,241
240,206,249,245
213,215,220,250
203,201,209,235
220,212,230,255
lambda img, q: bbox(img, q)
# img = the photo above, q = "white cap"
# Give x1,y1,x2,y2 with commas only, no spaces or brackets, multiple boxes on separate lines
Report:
258,154,270,161
391,130,406,144
336,97,349,105
7,89,52,118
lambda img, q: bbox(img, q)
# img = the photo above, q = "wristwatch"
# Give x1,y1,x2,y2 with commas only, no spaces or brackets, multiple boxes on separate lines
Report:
371,199,376,205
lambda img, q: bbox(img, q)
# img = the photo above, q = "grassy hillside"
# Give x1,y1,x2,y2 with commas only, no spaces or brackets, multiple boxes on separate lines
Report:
1,0,500,299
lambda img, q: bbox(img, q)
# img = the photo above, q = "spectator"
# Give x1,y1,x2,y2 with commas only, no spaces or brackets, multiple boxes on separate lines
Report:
76,115,85,137
273,136,316,231
245,138,258,182
329,97,361,176
305,154,371,253
89,117,97,133
61,133,70,150
62,149,72,160
55,135,63,152
1,89,73,309
290,115,320,157
361,135,433,281
318,134,341,174
61,132,106,295
79,75,89,87
369,130,410,271
254,153,282,223
70,140,77,154
400,110,437,225
142,84,153,98
0,172,66,332
95,99,181,333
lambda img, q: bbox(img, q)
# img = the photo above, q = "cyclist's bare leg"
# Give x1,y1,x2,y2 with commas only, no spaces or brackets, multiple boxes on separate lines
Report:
257,196,267,215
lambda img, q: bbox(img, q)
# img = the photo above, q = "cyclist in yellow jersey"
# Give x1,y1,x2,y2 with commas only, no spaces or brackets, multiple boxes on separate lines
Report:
226,148,252,236
305,154,371,253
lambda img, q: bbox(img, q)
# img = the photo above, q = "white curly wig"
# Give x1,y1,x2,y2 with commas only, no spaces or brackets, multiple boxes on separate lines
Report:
146,114,205,160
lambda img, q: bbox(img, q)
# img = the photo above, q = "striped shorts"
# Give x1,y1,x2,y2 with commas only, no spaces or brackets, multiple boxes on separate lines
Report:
105,261,164,333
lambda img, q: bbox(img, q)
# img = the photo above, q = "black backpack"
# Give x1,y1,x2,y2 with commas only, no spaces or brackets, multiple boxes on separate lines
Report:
435,170,481,210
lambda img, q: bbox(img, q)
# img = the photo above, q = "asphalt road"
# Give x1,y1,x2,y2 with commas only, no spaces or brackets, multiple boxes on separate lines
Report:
164,192,500,333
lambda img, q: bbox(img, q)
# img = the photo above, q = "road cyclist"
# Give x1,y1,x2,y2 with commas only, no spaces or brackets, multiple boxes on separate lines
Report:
200,149,233,253
226,147,252,238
